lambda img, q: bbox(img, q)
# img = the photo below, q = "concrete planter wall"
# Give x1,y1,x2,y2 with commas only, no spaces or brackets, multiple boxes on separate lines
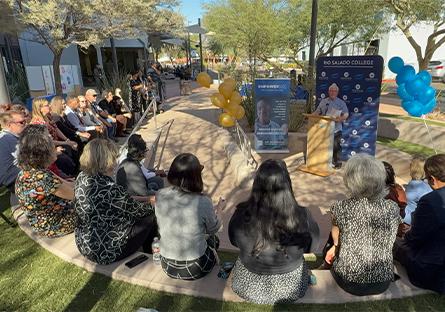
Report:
378,117,445,151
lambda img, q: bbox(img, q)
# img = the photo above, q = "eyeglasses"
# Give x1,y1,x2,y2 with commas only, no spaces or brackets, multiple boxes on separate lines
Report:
93,94,97,97
12,120,27,125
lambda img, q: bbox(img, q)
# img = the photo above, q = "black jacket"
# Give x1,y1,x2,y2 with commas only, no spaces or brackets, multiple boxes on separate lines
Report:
405,186,445,264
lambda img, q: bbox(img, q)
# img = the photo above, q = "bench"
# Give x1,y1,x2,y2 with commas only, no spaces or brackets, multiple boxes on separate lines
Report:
14,211,430,304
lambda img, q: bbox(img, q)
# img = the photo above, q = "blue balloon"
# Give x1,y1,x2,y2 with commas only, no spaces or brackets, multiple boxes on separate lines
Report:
401,100,415,113
422,98,437,115
397,83,414,101
406,77,427,97
388,57,405,74
396,65,416,85
417,70,432,85
419,86,436,104
406,100,424,117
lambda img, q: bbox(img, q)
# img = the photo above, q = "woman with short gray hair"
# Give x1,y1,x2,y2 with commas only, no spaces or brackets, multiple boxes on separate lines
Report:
325,154,400,296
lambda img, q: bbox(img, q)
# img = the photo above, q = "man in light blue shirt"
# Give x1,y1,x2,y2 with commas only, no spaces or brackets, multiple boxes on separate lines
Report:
314,83,349,168
64,96,101,137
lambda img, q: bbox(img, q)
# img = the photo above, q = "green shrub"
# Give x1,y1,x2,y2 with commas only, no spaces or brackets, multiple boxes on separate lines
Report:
102,70,130,102
6,63,29,103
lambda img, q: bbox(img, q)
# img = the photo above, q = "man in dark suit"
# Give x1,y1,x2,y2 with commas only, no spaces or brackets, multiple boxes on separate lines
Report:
394,154,445,294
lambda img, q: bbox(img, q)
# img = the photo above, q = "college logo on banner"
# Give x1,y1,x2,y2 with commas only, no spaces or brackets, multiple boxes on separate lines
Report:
254,79,290,153
316,56,384,160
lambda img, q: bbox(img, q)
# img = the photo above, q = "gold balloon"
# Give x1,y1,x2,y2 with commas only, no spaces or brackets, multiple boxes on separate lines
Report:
229,91,242,106
206,74,213,86
219,113,236,127
233,105,245,120
224,77,236,90
225,104,245,120
197,72,211,88
218,82,234,100
210,93,227,108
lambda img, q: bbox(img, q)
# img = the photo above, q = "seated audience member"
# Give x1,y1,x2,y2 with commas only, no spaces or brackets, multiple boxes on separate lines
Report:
0,111,27,192
399,157,432,236
155,153,222,280
112,95,132,131
98,90,128,137
394,154,445,294
326,154,400,296
64,96,101,138
115,88,132,116
10,104,31,123
229,159,320,304
383,161,407,218
15,125,76,237
77,95,104,131
49,96,91,145
85,89,117,139
74,139,156,265
116,134,164,196
0,103,11,113
31,98,79,176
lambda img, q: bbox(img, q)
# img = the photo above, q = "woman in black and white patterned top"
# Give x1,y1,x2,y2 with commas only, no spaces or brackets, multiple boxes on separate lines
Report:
74,139,157,265
326,154,400,296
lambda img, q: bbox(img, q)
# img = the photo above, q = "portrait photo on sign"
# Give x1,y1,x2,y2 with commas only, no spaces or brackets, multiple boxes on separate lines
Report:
254,78,290,153
254,96,289,151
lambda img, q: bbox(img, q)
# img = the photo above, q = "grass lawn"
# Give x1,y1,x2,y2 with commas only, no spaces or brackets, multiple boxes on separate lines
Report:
1,209,445,312
377,137,441,158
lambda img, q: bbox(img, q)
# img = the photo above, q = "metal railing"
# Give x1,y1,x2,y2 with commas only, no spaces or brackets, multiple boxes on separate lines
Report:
234,121,258,169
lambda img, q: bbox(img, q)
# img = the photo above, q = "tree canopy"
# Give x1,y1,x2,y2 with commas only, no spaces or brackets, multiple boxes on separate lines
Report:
383,0,445,70
2,0,183,94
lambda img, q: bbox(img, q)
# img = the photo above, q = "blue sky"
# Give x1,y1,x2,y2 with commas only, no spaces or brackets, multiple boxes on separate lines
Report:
179,0,209,24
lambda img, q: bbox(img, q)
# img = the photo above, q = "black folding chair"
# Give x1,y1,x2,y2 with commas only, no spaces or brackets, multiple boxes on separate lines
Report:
0,186,17,227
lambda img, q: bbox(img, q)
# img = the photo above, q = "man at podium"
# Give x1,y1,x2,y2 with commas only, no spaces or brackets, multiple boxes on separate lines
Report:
314,83,349,169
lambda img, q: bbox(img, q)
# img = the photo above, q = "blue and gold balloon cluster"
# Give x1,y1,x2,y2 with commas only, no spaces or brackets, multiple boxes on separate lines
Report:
388,57,437,117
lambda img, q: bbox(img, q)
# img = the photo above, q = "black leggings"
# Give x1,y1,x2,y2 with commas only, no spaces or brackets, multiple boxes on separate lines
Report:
116,214,158,261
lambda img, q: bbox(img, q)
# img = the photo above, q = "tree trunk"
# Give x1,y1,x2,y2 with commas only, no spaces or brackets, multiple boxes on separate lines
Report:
53,51,63,96
418,57,430,71
110,37,119,78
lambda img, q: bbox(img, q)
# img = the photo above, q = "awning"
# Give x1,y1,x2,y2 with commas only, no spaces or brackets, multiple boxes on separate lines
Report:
185,24,207,34
161,38,185,46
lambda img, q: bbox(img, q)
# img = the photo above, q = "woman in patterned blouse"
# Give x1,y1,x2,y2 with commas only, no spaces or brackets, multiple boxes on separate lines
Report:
74,139,156,265
15,125,76,237
325,154,400,296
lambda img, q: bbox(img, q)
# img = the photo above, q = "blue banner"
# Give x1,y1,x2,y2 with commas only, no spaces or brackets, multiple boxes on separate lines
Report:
316,56,383,160
254,79,290,152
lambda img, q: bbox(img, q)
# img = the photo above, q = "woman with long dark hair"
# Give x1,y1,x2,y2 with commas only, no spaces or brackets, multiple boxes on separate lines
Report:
228,159,319,304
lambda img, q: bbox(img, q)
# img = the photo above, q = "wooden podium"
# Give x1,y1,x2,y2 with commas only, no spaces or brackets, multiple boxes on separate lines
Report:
298,114,335,177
